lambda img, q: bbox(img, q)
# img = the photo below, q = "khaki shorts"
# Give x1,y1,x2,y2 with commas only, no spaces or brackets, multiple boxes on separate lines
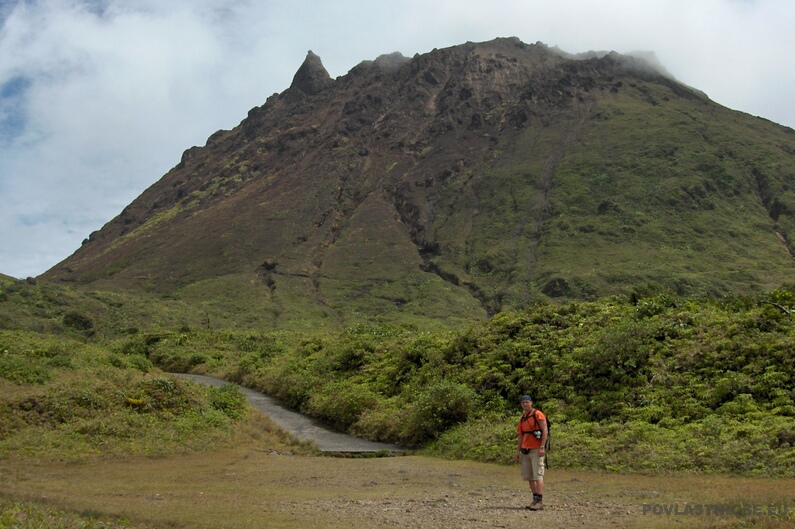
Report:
521,449,545,481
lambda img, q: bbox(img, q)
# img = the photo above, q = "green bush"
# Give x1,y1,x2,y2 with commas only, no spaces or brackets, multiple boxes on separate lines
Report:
123,377,194,415
106,353,127,369
400,381,478,446
115,336,150,357
350,399,406,443
0,355,51,384
0,325,256,460
431,412,795,475
204,287,791,475
303,380,378,430
7,283,787,473
189,353,208,367
208,383,247,420
427,413,516,463
45,353,74,369
127,354,153,373
258,356,322,410
62,311,93,331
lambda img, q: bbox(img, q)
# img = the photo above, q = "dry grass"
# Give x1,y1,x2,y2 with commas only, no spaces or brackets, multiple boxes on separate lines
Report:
2,429,793,529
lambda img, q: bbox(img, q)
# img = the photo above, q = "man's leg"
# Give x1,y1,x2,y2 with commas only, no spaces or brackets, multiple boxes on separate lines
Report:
522,454,538,508
528,450,545,510
528,479,544,509
530,479,543,494
527,480,538,508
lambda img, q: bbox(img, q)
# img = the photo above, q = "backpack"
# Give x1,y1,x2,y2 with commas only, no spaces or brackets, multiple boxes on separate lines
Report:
521,409,552,467
537,410,551,467
535,409,551,451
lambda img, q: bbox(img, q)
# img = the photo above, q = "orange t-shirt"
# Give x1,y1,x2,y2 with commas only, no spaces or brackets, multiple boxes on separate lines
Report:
517,410,547,450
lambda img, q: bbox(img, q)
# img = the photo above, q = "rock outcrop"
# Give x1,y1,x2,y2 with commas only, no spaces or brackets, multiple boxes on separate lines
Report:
289,50,333,95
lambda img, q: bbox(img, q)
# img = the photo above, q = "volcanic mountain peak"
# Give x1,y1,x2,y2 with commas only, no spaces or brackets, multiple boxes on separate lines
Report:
289,50,333,96
42,37,795,330
373,51,410,69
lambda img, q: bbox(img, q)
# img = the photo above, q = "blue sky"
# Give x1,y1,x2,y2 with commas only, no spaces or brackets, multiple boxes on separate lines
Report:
1,0,794,278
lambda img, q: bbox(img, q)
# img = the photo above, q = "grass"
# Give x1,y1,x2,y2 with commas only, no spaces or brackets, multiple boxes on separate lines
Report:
2,446,793,529
0,496,156,529
424,74,795,311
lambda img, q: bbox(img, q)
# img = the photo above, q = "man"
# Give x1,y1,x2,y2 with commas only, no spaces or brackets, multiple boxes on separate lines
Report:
514,395,547,511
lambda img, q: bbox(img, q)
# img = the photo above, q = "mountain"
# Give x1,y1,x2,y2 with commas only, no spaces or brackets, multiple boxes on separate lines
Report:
41,37,795,330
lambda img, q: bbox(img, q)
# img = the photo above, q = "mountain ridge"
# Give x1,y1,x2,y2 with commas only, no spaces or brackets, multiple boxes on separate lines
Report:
41,37,795,329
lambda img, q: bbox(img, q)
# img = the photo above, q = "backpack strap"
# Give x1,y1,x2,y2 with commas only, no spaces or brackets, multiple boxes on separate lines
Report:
532,410,549,446
531,409,543,431
520,411,536,433
521,410,544,434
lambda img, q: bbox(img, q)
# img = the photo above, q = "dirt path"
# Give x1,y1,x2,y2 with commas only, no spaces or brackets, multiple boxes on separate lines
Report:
171,373,406,453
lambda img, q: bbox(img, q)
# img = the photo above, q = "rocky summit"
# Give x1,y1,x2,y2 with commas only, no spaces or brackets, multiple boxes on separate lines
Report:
41,37,795,329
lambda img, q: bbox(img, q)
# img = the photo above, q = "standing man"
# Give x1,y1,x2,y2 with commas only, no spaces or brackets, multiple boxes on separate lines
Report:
514,395,547,511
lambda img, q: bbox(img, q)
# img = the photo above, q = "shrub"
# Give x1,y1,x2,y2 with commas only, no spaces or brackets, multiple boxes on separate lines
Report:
350,399,406,442
106,353,127,369
127,354,153,373
45,353,74,369
115,336,151,357
401,381,478,446
62,311,94,331
330,340,373,371
208,383,247,420
189,353,208,367
303,380,378,430
427,413,516,463
258,357,321,410
0,355,51,384
124,377,193,415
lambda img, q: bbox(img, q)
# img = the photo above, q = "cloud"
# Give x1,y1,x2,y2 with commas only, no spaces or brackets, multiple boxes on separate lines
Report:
0,0,793,278
0,0,288,278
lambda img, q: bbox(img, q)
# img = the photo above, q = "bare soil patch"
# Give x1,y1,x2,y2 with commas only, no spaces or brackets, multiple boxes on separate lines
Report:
3,442,793,529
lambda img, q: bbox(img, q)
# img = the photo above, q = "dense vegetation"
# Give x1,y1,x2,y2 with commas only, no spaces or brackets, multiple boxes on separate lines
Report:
0,279,277,464
215,284,795,475
3,275,792,476
0,335,250,461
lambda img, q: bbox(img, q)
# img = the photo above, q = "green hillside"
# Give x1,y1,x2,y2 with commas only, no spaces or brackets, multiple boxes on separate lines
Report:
414,74,795,311
2,275,793,475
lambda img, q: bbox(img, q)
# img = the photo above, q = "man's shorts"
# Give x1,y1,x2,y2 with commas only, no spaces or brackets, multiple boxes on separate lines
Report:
521,449,545,481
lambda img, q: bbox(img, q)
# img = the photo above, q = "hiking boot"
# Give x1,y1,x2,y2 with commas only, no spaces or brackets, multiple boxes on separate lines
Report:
528,501,544,511
526,499,539,510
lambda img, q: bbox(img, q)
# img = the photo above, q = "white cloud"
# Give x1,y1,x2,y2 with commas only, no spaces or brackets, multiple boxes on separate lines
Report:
0,0,793,278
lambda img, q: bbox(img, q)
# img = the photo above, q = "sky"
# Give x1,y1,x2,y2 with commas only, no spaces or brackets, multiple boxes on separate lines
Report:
1,0,793,279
